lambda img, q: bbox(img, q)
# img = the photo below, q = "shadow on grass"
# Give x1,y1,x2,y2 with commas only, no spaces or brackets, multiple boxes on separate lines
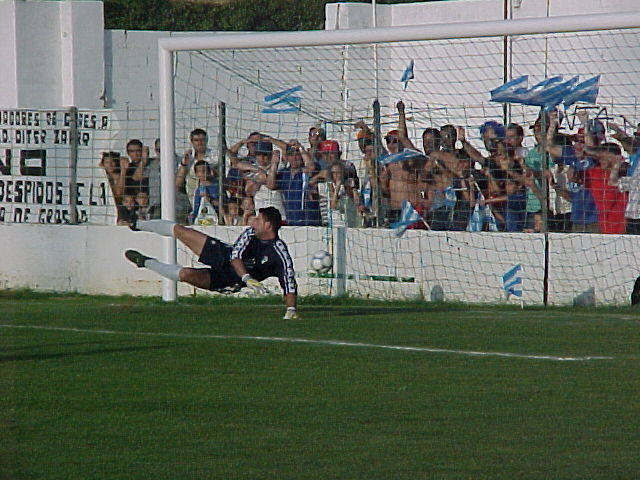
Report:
1,340,129,352
0,344,176,363
301,306,430,317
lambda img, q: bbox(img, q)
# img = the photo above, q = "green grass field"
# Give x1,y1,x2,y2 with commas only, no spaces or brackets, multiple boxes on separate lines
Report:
2,291,639,479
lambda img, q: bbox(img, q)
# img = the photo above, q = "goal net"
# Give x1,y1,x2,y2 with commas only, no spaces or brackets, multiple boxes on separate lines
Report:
163,13,640,305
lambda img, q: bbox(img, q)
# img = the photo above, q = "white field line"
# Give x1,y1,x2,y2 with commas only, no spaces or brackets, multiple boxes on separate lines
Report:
0,324,613,362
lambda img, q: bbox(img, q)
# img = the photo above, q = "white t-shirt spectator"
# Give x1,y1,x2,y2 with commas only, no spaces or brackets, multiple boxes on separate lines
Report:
253,183,287,221
618,172,640,219
184,148,218,205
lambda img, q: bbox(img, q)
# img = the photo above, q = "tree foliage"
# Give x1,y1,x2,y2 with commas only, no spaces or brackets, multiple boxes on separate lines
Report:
104,0,438,31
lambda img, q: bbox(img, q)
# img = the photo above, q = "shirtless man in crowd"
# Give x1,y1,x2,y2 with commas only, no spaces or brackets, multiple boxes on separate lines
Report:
379,151,430,224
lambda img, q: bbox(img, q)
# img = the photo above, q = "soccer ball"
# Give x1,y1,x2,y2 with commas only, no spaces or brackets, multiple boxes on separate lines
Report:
310,250,333,273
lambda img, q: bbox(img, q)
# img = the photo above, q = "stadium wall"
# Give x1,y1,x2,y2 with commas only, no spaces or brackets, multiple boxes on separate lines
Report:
1,223,639,305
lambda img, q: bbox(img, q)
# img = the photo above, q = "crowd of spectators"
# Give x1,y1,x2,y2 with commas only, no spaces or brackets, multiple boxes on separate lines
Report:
102,105,640,235
100,138,161,225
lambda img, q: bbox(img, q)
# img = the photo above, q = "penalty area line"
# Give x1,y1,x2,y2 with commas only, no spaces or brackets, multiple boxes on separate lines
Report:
0,324,614,362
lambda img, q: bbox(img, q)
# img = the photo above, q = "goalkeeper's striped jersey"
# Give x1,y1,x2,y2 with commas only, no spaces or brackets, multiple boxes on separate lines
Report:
230,227,297,295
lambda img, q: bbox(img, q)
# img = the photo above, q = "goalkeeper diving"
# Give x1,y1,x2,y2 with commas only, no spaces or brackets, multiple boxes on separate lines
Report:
125,206,298,319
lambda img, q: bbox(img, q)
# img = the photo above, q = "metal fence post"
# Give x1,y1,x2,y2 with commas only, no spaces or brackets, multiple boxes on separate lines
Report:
68,106,79,224
333,225,347,297
372,99,382,226
217,101,226,225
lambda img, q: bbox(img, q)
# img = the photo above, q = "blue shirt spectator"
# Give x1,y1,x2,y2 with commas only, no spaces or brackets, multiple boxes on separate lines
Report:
566,181,599,227
277,141,321,226
558,145,596,171
278,168,321,226
505,188,527,232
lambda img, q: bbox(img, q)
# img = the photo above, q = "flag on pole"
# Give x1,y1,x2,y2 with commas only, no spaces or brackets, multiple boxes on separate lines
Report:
391,200,422,237
502,264,523,297
401,60,414,90
263,86,302,113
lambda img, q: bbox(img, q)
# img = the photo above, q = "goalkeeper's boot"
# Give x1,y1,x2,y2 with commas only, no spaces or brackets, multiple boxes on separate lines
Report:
283,307,298,320
125,249,152,268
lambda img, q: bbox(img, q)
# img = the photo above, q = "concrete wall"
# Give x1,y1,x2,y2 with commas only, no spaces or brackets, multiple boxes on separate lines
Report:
0,0,104,109
0,2,19,108
326,0,640,27
1,223,639,305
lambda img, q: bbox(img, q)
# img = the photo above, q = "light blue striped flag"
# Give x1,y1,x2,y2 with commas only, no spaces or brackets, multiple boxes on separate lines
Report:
563,75,600,107
491,75,597,109
491,75,566,105
263,86,302,113
628,151,640,177
490,75,529,103
466,193,498,232
535,77,578,109
401,60,414,90
378,148,425,166
502,264,523,298
390,200,423,237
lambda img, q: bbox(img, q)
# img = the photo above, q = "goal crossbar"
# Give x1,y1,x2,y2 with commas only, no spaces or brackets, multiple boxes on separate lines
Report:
159,12,640,52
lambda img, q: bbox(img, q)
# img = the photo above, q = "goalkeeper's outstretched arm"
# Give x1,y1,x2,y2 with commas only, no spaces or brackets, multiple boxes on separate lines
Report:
231,258,298,318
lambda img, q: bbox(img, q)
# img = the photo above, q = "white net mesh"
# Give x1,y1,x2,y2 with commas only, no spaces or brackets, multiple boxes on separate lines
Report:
170,26,640,305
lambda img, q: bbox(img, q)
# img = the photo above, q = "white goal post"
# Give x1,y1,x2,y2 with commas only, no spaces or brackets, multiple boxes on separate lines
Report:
157,12,640,302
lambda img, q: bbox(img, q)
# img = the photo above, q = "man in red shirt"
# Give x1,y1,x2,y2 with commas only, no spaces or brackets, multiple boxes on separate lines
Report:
585,143,628,234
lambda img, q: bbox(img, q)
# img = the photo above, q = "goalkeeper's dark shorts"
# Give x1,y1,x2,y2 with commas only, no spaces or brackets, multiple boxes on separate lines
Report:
198,236,242,292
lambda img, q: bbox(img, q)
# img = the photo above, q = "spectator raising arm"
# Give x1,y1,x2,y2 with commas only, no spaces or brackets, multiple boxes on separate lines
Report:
545,111,564,159
292,140,317,176
116,155,130,199
175,151,190,190
456,126,485,164
608,121,636,155
131,145,149,182
354,120,374,146
397,100,418,151
228,132,261,167
261,134,288,153
265,150,280,191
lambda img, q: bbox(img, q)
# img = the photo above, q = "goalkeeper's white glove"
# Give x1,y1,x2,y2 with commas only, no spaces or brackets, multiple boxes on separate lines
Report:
242,274,268,295
283,307,298,320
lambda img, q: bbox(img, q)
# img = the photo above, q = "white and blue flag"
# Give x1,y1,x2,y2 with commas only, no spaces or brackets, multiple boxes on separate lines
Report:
535,77,578,109
378,148,424,166
263,86,302,113
502,264,523,298
563,75,600,107
466,193,498,232
490,75,529,103
490,75,599,109
628,151,640,177
391,200,423,237
401,60,414,90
